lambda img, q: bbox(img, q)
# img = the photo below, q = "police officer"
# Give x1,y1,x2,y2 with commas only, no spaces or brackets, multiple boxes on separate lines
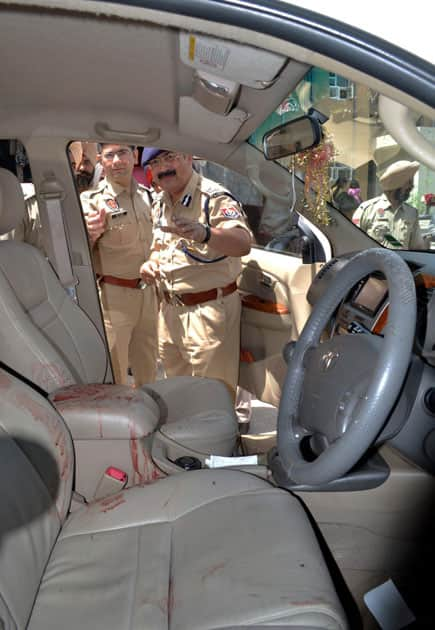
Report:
139,148,252,397
68,141,82,172
352,160,426,249
81,143,158,387
76,142,102,192
68,141,103,193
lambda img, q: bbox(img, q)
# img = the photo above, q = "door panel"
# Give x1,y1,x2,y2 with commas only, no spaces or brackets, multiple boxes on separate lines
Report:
238,246,321,406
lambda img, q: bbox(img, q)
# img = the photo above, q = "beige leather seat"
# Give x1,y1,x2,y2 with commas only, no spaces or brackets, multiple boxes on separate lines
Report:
0,367,348,629
0,168,238,473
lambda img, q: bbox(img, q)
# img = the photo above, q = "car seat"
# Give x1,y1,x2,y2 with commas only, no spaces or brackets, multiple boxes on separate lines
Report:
0,365,349,629
0,168,238,494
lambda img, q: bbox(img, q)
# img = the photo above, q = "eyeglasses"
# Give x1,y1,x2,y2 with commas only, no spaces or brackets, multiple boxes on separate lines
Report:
101,148,132,162
147,152,182,169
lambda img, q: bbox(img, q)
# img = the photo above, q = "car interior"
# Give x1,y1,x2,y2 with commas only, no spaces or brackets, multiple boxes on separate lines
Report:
1,1,435,629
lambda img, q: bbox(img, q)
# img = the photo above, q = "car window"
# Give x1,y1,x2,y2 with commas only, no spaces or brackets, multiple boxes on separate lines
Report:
196,158,326,258
194,160,269,246
249,67,435,252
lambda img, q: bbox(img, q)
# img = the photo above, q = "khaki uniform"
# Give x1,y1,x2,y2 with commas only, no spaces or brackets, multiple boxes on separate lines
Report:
81,178,158,386
353,194,426,250
152,171,251,395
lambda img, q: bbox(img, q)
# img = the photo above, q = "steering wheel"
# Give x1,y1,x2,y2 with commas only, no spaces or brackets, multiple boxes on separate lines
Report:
269,248,416,487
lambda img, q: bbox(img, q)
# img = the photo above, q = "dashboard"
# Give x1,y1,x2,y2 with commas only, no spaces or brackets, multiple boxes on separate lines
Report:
336,274,389,335
307,255,430,344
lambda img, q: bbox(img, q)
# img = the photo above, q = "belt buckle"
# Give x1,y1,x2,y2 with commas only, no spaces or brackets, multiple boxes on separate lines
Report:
167,290,184,306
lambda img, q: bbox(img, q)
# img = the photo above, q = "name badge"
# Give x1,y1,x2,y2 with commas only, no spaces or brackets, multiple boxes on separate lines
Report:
106,198,127,218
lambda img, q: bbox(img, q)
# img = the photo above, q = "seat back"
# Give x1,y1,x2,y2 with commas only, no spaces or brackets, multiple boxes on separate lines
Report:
0,367,74,627
0,168,108,392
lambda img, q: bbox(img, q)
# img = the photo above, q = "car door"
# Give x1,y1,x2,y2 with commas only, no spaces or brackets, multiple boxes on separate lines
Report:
238,213,327,407
198,157,331,407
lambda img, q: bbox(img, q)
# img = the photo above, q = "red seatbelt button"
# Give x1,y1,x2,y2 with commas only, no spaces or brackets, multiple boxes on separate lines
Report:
105,466,128,483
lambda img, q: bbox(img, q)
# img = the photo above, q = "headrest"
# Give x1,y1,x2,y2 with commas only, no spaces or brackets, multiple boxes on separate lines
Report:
379,160,419,191
0,168,27,235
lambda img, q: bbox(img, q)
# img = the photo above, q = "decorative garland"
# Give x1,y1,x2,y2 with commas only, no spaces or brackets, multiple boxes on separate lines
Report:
284,133,336,225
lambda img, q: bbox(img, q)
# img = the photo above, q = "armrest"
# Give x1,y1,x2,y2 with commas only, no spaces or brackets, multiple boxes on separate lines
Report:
50,384,160,440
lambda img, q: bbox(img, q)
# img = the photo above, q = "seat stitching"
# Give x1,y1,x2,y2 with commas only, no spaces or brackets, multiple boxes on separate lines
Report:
168,522,174,630
0,565,18,627
40,252,107,383
47,289,96,383
0,289,66,384
60,487,291,540
126,526,141,630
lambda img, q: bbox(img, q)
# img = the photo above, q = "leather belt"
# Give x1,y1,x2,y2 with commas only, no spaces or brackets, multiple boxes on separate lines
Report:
99,275,142,289
163,281,237,306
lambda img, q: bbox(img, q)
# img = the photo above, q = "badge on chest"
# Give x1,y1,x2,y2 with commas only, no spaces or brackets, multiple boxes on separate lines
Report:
105,198,127,219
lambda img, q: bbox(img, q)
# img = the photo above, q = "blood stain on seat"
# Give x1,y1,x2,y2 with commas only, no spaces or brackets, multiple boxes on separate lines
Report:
97,493,126,513
14,390,72,481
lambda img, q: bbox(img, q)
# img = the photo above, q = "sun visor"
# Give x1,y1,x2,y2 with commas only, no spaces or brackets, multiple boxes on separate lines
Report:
179,33,287,89
179,97,249,143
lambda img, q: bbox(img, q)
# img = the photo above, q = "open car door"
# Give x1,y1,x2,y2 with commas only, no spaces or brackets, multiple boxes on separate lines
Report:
239,211,329,407
216,134,332,409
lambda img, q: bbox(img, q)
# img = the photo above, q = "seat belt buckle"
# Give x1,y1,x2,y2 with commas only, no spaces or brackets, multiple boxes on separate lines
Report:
94,466,128,500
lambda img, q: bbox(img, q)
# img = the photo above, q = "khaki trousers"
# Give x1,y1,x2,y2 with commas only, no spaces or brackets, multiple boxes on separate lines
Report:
100,283,158,387
159,290,241,398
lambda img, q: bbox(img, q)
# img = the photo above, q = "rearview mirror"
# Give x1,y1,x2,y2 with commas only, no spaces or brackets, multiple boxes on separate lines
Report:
263,114,322,160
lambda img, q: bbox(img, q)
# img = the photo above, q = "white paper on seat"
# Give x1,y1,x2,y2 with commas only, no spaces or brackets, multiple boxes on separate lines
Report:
205,454,258,468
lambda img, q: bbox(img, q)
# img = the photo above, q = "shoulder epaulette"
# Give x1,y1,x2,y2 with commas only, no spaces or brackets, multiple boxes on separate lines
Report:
199,176,230,199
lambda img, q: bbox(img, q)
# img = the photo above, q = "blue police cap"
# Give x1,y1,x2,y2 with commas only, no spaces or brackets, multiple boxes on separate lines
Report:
141,148,166,167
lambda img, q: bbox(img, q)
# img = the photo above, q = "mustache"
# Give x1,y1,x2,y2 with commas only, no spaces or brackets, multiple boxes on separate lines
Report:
157,169,176,180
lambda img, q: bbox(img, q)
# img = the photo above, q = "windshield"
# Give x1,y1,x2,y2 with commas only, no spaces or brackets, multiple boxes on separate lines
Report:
249,67,435,252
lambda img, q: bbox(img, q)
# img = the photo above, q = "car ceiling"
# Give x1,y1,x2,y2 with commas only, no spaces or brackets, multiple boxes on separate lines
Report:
0,3,310,164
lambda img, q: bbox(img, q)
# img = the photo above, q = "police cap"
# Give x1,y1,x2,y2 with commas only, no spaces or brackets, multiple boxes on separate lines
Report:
141,148,167,168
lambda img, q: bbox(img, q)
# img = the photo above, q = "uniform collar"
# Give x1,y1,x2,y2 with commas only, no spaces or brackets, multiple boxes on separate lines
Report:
103,177,137,197
380,192,407,214
379,193,390,206
162,170,199,208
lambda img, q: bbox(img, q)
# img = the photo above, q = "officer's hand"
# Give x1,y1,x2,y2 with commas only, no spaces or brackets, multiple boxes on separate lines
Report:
160,216,207,243
140,260,160,285
372,222,390,240
85,207,106,244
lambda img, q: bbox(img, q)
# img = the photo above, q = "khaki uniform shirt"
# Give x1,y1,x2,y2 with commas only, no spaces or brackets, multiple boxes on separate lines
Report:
353,194,426,250
81,178,153,278
151,171,251,293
